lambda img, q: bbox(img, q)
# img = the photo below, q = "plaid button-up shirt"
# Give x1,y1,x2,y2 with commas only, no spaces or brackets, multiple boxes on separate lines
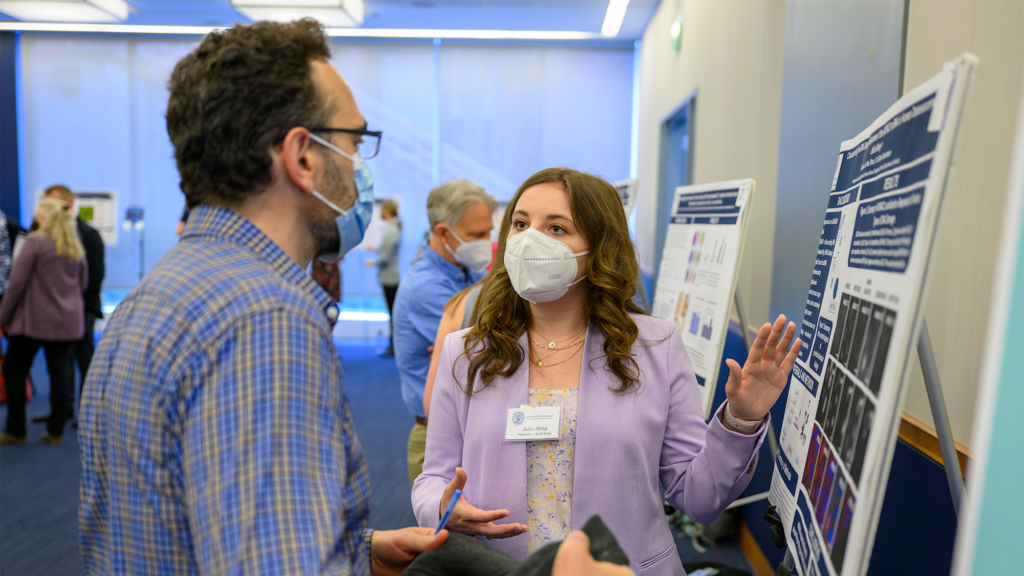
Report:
79,205,373,575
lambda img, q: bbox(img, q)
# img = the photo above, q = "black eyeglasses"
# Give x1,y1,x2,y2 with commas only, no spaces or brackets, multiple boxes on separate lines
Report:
309,126,383,159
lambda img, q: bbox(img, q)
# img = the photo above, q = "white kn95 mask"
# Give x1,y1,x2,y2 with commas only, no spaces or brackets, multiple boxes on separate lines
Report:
445,229,493,272
504,228,589,303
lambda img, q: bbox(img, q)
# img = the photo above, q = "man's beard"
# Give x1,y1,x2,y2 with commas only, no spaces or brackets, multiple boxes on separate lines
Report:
311,156,354,259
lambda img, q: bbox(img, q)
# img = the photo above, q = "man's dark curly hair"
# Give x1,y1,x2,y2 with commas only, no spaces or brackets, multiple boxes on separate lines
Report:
166,19,333,207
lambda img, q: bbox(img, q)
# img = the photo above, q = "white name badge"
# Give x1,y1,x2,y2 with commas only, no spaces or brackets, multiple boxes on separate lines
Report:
504,406,561,441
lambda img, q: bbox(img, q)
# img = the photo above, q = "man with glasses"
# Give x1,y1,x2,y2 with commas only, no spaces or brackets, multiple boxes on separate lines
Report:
78,20,444,575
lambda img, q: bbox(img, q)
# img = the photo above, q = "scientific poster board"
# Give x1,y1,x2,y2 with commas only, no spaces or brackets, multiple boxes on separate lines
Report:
652,179,754,417
76,191,118,245
35,189,118,245
768,55,976,576
614,178,638,216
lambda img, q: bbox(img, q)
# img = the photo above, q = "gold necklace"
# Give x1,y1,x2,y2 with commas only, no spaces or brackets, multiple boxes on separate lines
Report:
531,333,586,366
530,337,586,354
532,342,585,368
531,325,587,350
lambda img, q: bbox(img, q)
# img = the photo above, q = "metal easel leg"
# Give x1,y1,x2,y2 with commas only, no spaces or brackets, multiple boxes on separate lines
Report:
734,291,779,460
782,548,795,570
917,321,965,516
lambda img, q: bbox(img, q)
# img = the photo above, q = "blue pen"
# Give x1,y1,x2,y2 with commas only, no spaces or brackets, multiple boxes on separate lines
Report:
435,489,461,534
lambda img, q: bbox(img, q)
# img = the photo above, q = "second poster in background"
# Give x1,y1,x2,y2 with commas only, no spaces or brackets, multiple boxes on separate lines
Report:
652,179,754,417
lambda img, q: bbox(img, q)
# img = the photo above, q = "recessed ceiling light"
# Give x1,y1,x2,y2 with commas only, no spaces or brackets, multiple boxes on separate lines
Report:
0,0,129,23
601,0,630,37
231,0,365,27
0,22,614,41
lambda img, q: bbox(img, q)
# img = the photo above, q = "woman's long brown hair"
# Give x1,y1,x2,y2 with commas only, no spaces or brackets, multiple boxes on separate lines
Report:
460,167,645,394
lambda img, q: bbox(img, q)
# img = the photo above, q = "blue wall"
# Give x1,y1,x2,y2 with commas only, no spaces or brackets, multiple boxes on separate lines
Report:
14,35,634,300
0,31,17,220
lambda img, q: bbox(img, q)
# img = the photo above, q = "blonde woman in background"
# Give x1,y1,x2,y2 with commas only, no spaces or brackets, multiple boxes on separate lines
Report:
0,198,88,446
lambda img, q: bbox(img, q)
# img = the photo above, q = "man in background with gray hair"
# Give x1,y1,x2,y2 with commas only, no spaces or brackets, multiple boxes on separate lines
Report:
393,178,497,485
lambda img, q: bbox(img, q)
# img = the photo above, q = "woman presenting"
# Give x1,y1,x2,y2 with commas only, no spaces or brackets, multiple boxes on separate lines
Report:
411,168,801,575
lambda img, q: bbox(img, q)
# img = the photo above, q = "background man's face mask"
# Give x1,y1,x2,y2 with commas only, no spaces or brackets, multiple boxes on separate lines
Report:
309,132,374,262
503,228,589,303
445,228,492,271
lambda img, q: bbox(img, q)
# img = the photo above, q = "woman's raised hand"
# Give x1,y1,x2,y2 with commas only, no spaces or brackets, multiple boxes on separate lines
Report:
439,467,528,539
724,314,802,424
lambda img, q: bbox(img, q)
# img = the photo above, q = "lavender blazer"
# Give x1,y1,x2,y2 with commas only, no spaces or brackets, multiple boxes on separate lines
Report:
412,314,768,575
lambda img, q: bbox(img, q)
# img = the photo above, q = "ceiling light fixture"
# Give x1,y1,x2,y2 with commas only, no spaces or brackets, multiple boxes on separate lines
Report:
327,28,602,40
600,0,630,37
0,22,612,41
0,0,129,23
231,0,364,27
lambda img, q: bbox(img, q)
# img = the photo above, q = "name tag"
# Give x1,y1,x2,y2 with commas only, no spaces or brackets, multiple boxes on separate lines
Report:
504,406,561,441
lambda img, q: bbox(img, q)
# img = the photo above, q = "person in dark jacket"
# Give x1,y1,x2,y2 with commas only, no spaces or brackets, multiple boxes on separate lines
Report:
2,210,28,284
0,198,88,445
32,185,105,423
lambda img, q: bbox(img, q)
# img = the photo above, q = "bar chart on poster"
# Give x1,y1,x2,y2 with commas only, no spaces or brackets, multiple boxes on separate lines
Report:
652,179,754,418
768,55,977,576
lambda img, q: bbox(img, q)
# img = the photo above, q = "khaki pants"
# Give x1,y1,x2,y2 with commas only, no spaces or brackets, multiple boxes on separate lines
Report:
408,421,427,487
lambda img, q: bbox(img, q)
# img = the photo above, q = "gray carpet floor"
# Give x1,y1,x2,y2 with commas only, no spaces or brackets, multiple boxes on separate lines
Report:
0,342,753,575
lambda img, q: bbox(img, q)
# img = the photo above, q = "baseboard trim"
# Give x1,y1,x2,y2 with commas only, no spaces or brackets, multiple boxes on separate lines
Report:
898,413,971,477
738,520,774,576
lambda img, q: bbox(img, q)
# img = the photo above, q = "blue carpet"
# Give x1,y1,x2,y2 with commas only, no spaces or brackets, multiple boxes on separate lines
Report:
1,342,753,575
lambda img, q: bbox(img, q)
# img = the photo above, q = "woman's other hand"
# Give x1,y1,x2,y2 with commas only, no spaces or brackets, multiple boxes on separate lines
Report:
439,467,527,539
724,314,802,424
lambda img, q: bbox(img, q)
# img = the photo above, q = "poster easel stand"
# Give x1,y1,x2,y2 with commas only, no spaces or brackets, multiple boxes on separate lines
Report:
763,320,965,575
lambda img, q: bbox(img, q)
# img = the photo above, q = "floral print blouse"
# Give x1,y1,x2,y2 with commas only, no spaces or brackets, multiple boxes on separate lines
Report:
525,388,579,554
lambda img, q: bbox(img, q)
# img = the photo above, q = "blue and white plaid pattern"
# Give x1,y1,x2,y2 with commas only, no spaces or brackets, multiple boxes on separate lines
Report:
79,205,372,575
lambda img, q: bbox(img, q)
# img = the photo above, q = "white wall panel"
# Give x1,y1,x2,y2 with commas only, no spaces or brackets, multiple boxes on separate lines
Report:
902,0,1024,448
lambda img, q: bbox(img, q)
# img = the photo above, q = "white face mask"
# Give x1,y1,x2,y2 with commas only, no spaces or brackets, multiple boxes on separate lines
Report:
504,228,589,303
444,228,492,272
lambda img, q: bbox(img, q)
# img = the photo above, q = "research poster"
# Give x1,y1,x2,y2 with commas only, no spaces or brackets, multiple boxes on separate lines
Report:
652,179,754,418
768,55,976,576
75,191,118,245
35,189,118,245
614,179,638,217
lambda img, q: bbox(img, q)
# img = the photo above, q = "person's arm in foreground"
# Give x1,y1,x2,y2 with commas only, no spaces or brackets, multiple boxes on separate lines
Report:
552,532,634,576
181,309,446,575
660,315,801,522
423,292,467,417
